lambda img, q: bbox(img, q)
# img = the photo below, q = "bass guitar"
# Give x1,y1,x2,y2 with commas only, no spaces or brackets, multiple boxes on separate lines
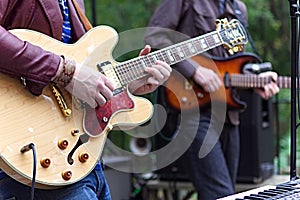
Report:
0,18,247,188
165,52,290,110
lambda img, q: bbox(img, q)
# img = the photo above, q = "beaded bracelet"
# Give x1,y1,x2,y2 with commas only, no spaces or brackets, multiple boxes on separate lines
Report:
52,56,76,87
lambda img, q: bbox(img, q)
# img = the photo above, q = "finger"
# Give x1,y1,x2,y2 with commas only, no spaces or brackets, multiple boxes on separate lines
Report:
105,78,115,91
147,77,159,85
95,92,107,107
145,67,168,85
210,79,222,91
201,83,211,93
208,83,217,93
148,62,172,80
139,45,151,56
145,67,165,82
97,81,114,101
155,60,172,73
267,84,279,97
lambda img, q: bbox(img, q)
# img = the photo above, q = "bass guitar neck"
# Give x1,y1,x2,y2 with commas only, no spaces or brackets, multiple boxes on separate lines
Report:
165,52,290,110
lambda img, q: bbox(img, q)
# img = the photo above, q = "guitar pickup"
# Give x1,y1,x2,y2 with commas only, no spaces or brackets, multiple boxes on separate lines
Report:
224,72,230,88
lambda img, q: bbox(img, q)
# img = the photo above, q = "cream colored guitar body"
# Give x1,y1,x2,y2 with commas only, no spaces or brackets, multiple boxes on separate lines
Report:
0,26,153,188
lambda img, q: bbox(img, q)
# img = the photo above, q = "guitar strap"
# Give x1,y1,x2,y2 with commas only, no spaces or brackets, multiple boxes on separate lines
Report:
71,0,93,31
227,0,259,56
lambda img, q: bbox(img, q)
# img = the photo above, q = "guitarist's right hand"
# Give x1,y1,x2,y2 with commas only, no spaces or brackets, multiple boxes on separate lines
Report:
53,57,115,108
192,66,222,93
65,66,114,108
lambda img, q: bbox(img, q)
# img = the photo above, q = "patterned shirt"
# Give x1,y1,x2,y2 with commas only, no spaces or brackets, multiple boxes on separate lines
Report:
58,0,72,43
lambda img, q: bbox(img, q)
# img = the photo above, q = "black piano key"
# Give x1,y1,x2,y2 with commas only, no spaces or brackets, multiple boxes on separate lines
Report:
276,185,295,191
250,193,272,199
268,188,291,194
258,191,279,197
242,195,266,200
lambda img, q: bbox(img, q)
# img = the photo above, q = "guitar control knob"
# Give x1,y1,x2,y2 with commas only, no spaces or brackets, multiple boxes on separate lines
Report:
78,152,89,163
62,170,72,181
40,158,51,168
71,129,80,136
181,97,187,103
58,139,69,150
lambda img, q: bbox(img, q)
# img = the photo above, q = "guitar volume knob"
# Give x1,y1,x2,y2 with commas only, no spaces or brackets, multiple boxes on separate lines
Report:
62,170,72,181
58,139,69,150
40,158,51,168
78,152,89,163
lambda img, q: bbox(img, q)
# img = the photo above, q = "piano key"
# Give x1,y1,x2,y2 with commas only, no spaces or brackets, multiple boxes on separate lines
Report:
216,185,276,200
217,179,300,200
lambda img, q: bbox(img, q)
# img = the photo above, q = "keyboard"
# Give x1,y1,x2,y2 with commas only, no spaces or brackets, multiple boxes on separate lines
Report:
217,179,300,200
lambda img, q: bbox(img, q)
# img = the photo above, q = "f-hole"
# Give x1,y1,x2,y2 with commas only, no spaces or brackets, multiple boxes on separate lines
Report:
67,134,89,164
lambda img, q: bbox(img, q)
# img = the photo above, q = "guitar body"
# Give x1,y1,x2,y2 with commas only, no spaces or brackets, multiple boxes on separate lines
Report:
0,26,153,188
165,52,261,110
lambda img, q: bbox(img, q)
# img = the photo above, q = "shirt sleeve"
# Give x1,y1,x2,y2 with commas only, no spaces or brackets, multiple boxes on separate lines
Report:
0,26,61,95
144,0,196,78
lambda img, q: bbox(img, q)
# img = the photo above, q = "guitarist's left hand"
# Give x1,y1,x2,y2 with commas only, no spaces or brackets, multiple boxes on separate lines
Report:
255,71,280,100
128,45,172,95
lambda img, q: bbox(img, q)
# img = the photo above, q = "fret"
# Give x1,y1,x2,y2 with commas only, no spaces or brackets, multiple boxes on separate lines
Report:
176,46,185,59
193,38,203,53
212,33,221,44
114,64,126,85
171,46,182,62
152,52,161,62
145,55,155,67
188,42,197,54
166,49,175,63
199,38,208,49
279,76,291,88
133,60,141,77
181,42,193,59
127,61,137,81
158,51,168,63
122,63,131,84
206,35,215,48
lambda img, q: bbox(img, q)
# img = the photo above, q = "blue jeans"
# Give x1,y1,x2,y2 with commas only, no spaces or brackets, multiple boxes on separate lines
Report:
0,165,111,200
176,111,239,200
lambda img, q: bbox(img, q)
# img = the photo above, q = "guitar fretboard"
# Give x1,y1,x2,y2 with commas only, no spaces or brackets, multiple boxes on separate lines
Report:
110,19,247,86
230,74,291,89
114,31,222,85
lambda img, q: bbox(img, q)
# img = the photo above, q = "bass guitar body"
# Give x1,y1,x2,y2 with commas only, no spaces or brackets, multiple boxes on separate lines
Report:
165,53,261,110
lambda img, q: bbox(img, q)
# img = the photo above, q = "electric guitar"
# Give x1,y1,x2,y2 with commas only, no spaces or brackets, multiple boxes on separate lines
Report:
165,52,290,110
0,18,247,188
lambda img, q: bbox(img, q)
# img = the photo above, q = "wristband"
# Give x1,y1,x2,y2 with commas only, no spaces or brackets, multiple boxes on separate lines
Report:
52,56,76,87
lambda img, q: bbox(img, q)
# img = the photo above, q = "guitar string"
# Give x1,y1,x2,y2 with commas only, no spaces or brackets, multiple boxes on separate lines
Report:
112,26,241,87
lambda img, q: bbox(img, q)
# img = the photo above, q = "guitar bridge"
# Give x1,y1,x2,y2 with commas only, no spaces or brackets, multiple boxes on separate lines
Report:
50,83,72,117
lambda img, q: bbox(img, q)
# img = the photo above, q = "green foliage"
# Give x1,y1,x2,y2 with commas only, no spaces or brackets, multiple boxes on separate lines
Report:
243,0,290,75
84,0,160,32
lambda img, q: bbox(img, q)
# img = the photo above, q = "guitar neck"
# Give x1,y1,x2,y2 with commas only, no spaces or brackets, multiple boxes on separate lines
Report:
115,30,223,85
108,19,247,86
229,74,291,89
